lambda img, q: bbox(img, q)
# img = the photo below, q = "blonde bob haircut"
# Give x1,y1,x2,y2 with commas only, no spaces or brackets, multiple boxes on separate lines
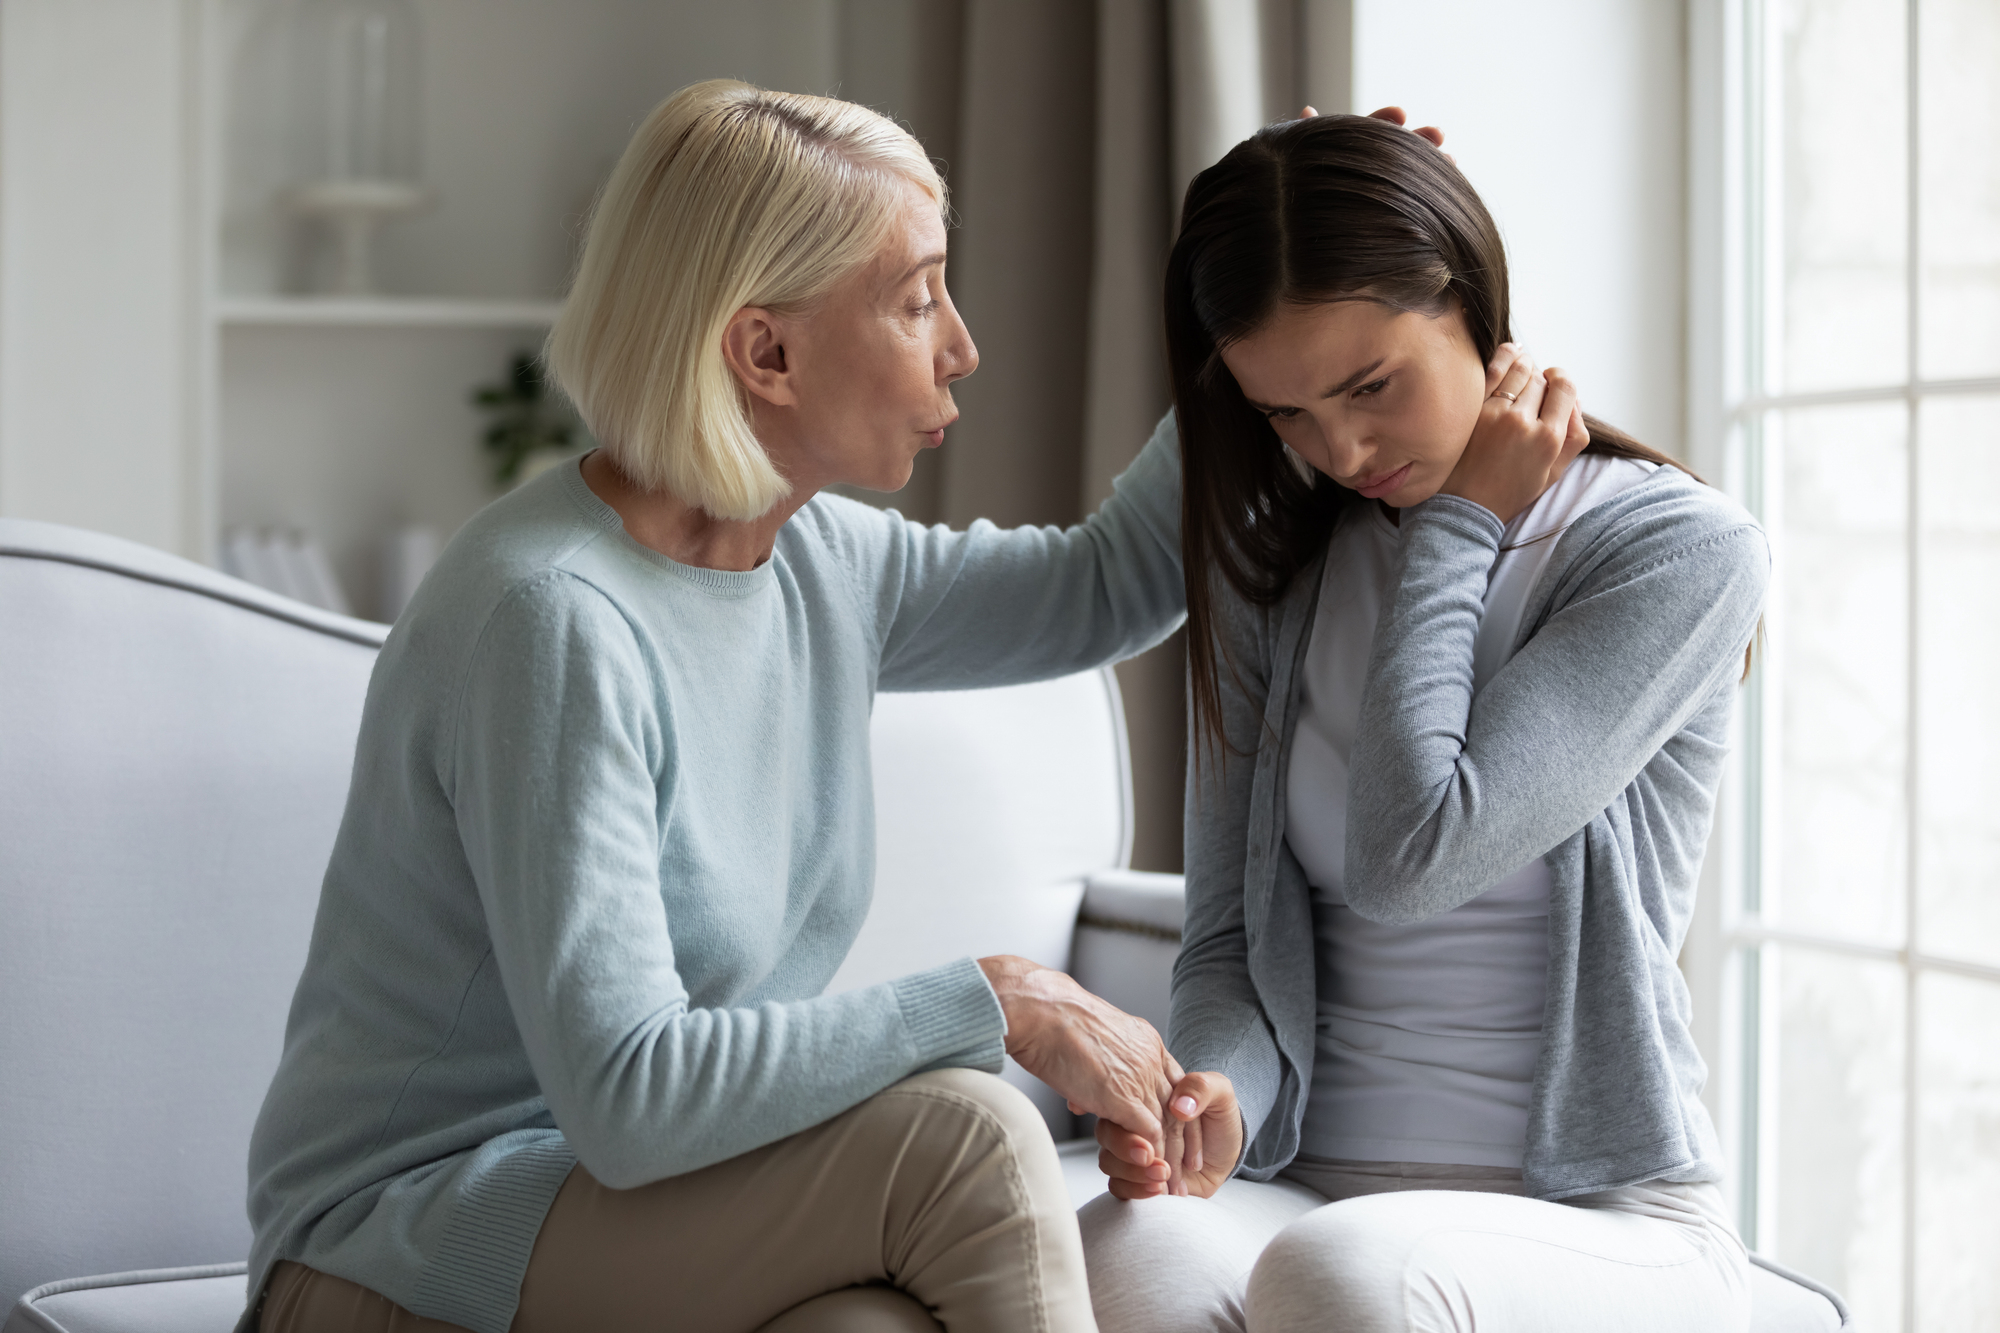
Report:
546,80,945,521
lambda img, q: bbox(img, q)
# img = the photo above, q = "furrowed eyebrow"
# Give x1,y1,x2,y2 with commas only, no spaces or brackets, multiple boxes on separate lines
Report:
1320,358,1387,398
1243,358,1387,413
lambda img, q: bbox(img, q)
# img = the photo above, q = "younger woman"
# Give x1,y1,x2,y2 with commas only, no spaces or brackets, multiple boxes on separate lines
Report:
1080,113,1768,1332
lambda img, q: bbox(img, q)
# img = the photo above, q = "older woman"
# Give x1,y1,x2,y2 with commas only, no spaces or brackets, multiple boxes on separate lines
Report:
241,81,1188,1333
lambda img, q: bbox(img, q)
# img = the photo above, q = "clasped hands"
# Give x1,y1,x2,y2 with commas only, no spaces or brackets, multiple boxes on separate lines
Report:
977,955,1240,1201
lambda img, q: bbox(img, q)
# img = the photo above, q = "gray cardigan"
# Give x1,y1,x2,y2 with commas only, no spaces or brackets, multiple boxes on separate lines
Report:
1169,466,1769,1200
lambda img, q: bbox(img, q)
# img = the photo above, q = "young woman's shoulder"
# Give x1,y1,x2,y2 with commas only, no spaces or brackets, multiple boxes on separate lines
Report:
1571,461,1766,570
1553,461,1770,619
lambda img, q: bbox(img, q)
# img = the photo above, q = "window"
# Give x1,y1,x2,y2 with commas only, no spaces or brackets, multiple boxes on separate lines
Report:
1717,0,2000,1327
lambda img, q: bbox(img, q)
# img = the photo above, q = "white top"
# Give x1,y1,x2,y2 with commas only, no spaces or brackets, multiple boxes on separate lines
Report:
1287,453,1656,1167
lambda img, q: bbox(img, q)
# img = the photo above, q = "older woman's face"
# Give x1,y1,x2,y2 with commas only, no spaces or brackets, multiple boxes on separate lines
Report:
775,178,979,494
1219,299,1487,507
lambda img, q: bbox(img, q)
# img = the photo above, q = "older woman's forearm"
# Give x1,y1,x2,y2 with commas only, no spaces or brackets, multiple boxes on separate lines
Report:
517,959,1006,1190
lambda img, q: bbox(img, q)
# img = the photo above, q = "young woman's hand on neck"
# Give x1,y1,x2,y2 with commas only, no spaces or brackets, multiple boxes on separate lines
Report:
1437,343,1591,525
582,177,976,572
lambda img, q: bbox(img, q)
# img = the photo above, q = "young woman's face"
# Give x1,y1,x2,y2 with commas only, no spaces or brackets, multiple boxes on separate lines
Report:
1218,299,1489,506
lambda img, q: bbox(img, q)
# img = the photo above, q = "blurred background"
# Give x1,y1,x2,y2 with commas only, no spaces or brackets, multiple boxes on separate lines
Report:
0,1,1993,1327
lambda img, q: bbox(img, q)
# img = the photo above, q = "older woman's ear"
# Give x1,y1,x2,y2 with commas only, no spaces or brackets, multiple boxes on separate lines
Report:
720,306,802,410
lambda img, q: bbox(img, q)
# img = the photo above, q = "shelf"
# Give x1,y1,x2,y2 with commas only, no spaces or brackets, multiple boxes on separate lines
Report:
216,297,564,329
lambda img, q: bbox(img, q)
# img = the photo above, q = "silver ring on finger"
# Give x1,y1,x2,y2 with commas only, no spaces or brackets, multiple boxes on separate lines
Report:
1492,389,1518,402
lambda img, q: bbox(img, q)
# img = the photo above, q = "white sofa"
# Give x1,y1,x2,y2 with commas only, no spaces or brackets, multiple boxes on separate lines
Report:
0,518,1849,1332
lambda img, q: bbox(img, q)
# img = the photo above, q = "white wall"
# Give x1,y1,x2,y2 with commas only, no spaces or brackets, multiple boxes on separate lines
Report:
0,0,203,556
1351,0,1688,456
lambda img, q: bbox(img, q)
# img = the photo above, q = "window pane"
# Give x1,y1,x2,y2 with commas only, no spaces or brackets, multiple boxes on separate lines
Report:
1778,0,1908,394
1774,403,1908,942
1919,0,2000,379
1912,964,2000,1328
1916,972,2000,1332
1917,395,2000,968
1772,945,1906,1328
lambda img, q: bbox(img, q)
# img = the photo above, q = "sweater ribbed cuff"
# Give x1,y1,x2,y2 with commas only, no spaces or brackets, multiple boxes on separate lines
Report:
1409,493,1506,545
892,956,1008,1074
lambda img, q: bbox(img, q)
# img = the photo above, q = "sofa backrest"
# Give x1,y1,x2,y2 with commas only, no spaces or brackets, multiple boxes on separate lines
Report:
0,518,1134,1308
837,671,1134,1135
0,520,386,1312
836,672,1131,993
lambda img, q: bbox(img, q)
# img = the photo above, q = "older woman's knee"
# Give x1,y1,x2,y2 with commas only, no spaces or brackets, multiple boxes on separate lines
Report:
756,1285,944,1333
850,1067,1069,1237
872,1067,1050,1151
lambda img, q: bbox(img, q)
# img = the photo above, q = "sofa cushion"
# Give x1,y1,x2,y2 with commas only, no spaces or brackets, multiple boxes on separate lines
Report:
3,1254,1849,1333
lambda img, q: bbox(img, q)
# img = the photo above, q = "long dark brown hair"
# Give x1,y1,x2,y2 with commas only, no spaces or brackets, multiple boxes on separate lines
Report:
1170,114,1685,766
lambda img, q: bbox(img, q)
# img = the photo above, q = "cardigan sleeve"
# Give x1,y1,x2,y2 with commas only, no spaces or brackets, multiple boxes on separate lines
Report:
858,411,1185,692
1166,578,1290,1156
1343,487,1770,927
448,571,1005,1189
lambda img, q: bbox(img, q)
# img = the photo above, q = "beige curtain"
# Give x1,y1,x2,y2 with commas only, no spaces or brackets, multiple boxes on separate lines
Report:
835,0,1319,872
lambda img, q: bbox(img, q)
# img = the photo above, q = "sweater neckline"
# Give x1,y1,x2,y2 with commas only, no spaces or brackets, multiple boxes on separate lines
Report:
558,455,776,599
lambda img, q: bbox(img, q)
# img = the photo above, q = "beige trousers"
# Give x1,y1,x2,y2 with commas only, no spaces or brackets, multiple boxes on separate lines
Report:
259,1069,1094,1333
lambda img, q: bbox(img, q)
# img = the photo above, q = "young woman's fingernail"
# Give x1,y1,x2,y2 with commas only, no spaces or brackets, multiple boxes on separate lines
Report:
1129,1145,1150,1165
1174,1096,1198,1117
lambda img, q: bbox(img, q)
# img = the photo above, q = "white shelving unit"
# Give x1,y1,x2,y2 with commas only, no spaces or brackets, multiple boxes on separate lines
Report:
215,297,565,329
193,0,841,617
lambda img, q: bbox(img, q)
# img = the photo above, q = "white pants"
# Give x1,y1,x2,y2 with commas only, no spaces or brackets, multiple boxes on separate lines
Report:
1078,1158,1750,1333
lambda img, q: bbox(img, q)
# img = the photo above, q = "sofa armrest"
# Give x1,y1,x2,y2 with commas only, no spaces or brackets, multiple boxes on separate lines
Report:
1072,871,1184,1038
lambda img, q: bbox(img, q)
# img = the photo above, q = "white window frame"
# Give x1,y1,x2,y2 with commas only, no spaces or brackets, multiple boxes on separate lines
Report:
1686,0,2000,1326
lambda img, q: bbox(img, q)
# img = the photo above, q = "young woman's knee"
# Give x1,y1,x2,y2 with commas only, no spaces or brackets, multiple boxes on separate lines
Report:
1078,1193,1262,1333
1244,1203,1417,1333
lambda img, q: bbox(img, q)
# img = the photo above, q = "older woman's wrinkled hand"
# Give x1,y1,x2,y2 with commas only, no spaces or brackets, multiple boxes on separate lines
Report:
976,955,1182,1169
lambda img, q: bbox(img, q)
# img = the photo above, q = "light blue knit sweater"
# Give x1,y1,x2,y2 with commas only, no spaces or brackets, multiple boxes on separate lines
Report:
242,419,1184,1333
